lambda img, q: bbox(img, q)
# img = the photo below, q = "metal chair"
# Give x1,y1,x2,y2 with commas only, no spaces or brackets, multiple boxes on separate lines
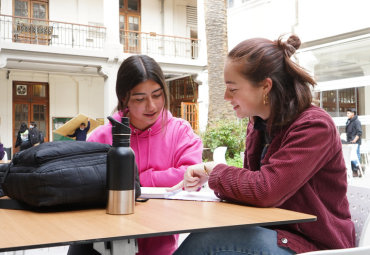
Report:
359,139,369,169
300,185,370,254
342,145,353,185
213,147,227,164
344,144,364,178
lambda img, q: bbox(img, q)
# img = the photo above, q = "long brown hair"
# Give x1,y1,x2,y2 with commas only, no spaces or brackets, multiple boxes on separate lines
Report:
116,55,170,129
228,35,316,134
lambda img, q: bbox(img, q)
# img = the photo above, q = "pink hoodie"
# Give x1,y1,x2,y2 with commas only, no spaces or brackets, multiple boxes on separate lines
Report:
88,110,203,255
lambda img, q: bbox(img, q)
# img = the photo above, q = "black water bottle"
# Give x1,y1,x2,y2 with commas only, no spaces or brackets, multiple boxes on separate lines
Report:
106,116,135,215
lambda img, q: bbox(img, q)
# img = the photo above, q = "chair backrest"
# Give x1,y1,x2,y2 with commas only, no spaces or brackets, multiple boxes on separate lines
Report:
2,151,7,161
347,185,370,247
348,144,359,161
342,145,353,185
213,147,227,164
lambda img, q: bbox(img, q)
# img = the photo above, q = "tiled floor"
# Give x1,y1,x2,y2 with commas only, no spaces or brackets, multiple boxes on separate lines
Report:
1,175,369,254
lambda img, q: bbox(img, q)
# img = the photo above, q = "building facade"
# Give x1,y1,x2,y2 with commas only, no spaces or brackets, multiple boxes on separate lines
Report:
0,0,209,153
227,0,370,139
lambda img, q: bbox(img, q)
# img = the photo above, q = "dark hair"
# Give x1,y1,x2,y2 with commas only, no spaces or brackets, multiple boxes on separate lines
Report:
228,34,316,134
80,122,86,127
116,55,170,128
347,108,356,114
19,122,28,133
30,121,37,128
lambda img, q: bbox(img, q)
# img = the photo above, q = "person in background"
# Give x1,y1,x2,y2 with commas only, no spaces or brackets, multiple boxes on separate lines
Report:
29,121,41,146
0,142,4,160
346,108,363,177
170,35,355,255
67,55,203,255
15,123,32,151
67,118,90,141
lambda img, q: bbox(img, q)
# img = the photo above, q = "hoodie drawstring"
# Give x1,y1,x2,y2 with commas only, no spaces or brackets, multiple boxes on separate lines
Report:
146,128,152,170
134,129,140,172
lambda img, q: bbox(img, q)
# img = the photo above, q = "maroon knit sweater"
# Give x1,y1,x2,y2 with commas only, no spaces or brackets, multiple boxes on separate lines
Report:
208,105,355,254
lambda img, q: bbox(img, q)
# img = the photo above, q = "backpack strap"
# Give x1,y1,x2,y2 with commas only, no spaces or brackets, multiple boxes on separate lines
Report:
0,197,35,210
0,162,12,185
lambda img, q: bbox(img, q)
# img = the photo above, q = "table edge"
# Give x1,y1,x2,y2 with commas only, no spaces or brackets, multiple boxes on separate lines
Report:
0,217,316,252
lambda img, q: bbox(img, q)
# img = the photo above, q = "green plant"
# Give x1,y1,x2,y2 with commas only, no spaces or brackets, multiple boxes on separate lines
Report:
226,153,244,168
201,118,248,159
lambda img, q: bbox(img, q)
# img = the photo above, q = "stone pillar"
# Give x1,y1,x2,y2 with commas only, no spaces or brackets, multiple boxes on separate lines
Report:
197,0,207,66
98,66,120,124
360,63,370,139
204,0,234,124
100,0,123,123
104,0,120,45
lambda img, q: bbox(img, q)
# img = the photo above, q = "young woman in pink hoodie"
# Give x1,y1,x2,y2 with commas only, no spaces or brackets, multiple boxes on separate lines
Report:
67,55,203,255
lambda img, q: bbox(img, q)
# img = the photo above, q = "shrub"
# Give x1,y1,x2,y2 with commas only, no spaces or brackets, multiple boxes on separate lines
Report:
201,118,248,159
226,153,244,168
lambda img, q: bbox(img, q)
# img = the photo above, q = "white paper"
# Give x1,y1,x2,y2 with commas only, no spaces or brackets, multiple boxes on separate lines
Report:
139,187,221,202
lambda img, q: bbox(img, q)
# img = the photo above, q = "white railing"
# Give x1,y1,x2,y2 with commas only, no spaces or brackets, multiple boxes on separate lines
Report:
332,115,370,126
119,30,199,59
0,14,106,50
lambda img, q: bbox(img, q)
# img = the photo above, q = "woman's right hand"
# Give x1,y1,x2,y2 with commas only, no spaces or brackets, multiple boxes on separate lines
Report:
168,162,218,192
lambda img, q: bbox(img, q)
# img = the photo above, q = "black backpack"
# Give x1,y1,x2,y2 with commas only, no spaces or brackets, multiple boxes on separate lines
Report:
0,141,141,209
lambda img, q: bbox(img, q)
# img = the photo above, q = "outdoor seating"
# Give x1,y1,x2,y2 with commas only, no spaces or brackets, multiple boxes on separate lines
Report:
300,185,370,254
342,145,353,185
213,146,227,164
1,151,7,161
359,139,369,169
346,144,365,178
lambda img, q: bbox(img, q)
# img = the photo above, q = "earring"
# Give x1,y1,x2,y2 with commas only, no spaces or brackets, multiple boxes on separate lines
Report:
263,95,268,106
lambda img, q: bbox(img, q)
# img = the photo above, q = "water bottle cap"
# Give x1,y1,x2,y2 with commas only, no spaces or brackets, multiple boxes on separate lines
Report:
107,116,131,135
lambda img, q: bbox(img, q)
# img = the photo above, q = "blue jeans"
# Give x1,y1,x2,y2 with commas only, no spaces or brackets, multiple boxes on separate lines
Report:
173,227,295,255
351,144,361,169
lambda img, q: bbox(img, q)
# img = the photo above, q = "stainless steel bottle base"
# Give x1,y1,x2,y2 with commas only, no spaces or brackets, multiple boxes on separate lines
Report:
107,190,135,215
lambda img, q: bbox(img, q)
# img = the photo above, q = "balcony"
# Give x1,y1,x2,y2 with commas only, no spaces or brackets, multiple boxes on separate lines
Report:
0,15,106,50
119,30,199,60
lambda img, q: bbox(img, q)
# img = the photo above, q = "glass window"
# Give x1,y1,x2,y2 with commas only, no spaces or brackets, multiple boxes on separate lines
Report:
128,16,139,31
128,0,138,11
228,0,234,8
33,84,46,97
119,15,125,29
119,0,124,9
15,0,28,17
321,88,357,118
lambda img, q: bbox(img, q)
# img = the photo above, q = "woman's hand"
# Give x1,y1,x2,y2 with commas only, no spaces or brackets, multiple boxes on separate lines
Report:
168,162,218,192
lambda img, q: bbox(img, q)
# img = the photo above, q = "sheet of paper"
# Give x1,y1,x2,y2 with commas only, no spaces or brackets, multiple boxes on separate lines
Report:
167,191,221,202
139,187,221,202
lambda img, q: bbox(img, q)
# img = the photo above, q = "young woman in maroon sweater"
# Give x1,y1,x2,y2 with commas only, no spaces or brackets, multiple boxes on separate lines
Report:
170,35,355,254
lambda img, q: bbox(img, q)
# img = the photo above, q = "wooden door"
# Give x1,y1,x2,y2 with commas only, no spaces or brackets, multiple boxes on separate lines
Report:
13,81,49,153
181,102,198,133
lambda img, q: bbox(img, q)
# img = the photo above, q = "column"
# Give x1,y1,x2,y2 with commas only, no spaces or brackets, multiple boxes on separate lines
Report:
197,0,207,65
104,0,120,45
98,65,119,124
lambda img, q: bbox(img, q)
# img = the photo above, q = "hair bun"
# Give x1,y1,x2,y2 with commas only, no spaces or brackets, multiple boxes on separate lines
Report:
286,35,301,55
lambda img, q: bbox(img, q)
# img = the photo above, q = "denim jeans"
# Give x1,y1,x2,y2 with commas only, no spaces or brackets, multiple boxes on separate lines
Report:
351,144,361,169
173,227,295,255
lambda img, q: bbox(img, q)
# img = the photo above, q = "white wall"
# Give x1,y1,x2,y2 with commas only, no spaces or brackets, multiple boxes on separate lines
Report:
49,0,103,25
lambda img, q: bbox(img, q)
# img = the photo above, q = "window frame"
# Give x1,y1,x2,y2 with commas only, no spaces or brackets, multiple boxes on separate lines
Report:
13,0,49,20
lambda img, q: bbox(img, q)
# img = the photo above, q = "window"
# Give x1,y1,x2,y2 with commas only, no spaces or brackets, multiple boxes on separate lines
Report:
228,0,234,8
119,0,141,51
14,0,49,22
321,88,357,118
